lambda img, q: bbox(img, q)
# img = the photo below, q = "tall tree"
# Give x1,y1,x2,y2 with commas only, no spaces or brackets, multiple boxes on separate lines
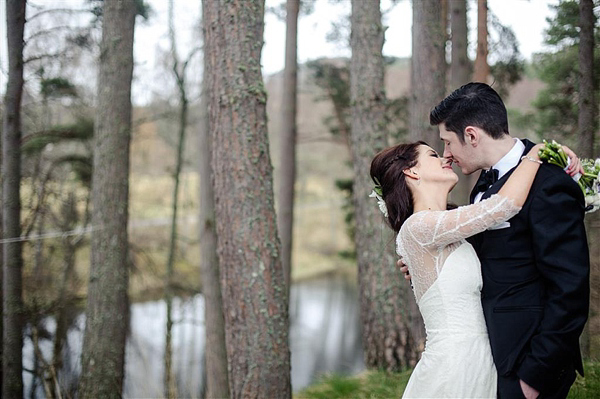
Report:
2,1,26,397
78,0,136,397
450,0,469,88
410,0,446,150
198,61,230,399
448,0,472,205
163,1,200,396
198,8,230,398
278,0,300,302
474,0,489,82
578,0,597,359
578,0,596,159
350,0,418,371
203,1,292,398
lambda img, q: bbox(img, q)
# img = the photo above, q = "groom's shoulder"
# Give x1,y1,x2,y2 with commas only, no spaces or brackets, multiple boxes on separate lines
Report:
532,163,584,201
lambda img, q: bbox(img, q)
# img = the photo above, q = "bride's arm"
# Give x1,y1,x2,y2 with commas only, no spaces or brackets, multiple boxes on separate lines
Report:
496,143,544,207
405,144,545,248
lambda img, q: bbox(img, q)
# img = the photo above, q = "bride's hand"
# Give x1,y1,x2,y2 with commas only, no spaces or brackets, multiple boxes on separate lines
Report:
397,258,411,281
561,145,584,177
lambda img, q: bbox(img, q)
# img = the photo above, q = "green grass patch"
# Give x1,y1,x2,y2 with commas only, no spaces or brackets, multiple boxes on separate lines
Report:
295,370,411,399
568,361,600,399
296,361,600,399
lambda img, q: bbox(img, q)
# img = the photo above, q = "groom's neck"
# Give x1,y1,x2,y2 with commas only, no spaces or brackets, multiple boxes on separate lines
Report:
479,134,515,170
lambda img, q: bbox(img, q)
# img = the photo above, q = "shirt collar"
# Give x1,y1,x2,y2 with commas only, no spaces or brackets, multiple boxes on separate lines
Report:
492,138,525,179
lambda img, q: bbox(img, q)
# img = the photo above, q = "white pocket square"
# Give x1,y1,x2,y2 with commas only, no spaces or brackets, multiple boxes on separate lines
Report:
488,221,511,230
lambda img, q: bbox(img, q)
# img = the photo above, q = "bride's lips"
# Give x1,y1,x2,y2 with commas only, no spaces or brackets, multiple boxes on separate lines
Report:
442,159,454,170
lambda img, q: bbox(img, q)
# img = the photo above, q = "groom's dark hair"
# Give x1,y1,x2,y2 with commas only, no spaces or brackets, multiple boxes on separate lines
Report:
430,82,509,143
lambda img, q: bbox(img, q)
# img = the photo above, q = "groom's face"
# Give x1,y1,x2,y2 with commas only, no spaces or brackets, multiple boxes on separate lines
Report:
439,124,478,175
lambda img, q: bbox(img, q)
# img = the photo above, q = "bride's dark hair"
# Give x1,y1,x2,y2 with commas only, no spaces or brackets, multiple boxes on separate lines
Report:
370,141,426,233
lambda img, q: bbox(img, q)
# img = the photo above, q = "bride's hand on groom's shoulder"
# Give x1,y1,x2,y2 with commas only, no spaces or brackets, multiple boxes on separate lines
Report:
561,145,584,176
397,257,411,281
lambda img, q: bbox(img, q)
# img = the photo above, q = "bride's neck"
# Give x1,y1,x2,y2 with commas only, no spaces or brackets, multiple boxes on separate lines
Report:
413,188,449,213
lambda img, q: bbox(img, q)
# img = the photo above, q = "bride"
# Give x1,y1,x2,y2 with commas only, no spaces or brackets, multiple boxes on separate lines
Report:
369,140,573,398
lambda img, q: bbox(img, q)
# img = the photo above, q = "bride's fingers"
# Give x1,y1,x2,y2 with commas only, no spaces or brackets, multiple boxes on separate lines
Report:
562,145,584,176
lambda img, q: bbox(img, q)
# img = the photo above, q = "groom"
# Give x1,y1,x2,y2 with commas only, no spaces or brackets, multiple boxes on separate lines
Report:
404,83,590,398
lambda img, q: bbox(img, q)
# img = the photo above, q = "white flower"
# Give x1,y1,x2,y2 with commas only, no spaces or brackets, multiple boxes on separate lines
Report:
369,190,388,218
585,193,600,213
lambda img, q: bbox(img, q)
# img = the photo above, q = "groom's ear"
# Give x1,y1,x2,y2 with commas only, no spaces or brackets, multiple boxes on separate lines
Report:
464,126,479,147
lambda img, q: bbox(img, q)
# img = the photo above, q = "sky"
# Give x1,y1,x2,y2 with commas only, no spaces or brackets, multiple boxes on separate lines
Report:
0,0,559,104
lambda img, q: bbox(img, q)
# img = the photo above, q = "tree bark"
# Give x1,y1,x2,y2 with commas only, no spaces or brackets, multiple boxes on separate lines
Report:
2,1,26,397
278,0,299,302
203,0,291,397
78,1,136,397
351,0,419,371
410,0,446,152
473,0,489,83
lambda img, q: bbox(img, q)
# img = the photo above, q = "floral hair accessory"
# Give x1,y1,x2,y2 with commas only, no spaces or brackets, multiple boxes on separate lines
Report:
369,177,388,217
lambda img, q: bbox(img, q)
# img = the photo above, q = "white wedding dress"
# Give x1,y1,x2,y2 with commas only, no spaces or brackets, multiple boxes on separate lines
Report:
397,194,521,398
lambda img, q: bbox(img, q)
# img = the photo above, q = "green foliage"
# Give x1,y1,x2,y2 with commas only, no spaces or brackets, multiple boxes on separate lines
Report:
488,11,525,98
531,0,600,145
22,117,94,156
87,0,150,20
40,77,77,98
335,177,356,259
568,361,600,398
297,370,410,399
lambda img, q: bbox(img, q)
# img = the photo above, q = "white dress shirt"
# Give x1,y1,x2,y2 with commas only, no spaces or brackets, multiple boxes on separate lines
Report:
474,138,525,203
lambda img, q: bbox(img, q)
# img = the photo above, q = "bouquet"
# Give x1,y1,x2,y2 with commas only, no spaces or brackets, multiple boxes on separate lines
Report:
538,140,600,213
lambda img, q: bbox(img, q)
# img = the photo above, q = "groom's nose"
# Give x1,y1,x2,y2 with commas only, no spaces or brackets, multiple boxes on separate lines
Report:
443,147,452,159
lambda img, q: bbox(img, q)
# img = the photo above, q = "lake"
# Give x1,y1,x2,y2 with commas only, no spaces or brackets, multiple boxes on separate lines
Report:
23,273,364,398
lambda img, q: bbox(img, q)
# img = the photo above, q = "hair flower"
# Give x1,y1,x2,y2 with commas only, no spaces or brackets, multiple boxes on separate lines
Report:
369,177,388,217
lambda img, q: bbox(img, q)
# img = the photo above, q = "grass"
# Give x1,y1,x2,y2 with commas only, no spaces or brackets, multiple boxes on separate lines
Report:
295,370,411,399
295,361,600,399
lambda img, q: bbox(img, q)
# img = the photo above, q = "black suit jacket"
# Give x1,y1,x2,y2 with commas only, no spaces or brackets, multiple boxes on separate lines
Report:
467,139,590,394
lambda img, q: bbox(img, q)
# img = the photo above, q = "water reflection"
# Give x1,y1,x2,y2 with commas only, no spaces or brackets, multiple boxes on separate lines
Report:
23,273,364,398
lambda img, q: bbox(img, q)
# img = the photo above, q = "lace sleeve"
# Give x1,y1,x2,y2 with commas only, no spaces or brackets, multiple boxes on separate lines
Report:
404,194,521,249
397,194,521,302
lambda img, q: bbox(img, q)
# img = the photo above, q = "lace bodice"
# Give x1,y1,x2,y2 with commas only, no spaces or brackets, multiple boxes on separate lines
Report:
397,194,521,302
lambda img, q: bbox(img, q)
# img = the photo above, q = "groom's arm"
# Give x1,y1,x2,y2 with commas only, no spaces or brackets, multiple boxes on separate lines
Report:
516,170,590,391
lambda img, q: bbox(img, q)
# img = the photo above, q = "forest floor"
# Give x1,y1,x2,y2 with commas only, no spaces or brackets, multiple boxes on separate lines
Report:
295,360,600,399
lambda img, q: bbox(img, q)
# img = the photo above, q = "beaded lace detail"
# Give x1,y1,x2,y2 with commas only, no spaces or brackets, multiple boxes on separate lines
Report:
397,194,521,302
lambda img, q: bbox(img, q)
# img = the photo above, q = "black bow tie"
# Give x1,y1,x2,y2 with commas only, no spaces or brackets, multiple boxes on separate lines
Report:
474,168,499,194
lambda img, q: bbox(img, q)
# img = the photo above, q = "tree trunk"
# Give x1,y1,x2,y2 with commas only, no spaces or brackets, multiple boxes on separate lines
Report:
578,0,597,359
278,0,299,302
410,0,446,152
203,1,291,398
78,1,136,397
2,1,26,397
577,0,595,160
448,0,472,205
474,0,489,83
199,78,230,399
164,1,191,395
350,0,419,371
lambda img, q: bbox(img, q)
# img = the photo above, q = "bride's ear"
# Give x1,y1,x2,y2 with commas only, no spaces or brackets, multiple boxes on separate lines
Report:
403,169,420,181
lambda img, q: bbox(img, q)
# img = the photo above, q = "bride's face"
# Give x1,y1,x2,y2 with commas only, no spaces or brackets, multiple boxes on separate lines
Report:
414,145,459,187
